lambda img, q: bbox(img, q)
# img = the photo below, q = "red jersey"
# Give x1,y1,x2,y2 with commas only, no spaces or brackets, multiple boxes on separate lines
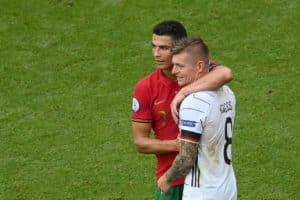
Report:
132,69,185,186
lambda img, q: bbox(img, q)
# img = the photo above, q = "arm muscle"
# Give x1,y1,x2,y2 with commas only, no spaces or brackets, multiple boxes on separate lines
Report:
132,121,179,154
165,140,198,182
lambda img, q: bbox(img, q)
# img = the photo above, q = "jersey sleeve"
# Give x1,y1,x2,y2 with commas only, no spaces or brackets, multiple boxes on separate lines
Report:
179,93,212,142
208,60,219,71
132,80,152,122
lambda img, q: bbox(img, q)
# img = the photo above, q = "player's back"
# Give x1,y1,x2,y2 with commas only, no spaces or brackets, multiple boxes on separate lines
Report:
180,85,237,200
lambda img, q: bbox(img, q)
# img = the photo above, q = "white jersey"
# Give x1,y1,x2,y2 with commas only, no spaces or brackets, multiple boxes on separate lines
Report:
179,85,237,200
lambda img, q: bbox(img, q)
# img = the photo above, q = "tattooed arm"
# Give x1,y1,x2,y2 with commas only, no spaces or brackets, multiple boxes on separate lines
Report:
157,139,199,194
166,140,198,181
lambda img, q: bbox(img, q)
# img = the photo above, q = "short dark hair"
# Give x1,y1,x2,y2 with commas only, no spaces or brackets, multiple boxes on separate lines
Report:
171,37,210,65
153,20,187,40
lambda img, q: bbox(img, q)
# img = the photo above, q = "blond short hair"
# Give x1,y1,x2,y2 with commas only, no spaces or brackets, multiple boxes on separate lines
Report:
171,37,210,65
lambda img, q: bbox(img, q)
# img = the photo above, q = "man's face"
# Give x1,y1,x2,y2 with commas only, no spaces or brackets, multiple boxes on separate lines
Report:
172,52,200,87
152,34,173,70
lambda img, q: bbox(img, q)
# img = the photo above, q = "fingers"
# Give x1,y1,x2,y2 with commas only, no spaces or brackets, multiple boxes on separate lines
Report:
172,109,179,124
159,185,170,196
171,100,179,124
171,91,186,124
157,176,171,196
161,190,170,196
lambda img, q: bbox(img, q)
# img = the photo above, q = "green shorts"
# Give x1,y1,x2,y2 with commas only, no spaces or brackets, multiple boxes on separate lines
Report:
155,185,183,200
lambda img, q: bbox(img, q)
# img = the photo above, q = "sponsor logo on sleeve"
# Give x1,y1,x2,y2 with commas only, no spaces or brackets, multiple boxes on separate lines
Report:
132,98,140,112
181,120,197,127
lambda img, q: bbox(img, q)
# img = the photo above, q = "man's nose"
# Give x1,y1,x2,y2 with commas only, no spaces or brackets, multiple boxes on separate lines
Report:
172,65,178,74
153,47,160,57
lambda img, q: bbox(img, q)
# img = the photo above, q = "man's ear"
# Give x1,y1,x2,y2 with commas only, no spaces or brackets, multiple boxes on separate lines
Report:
196,60,205,74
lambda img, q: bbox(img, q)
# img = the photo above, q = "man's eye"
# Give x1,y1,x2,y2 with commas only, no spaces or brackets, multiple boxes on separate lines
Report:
161,46,170,50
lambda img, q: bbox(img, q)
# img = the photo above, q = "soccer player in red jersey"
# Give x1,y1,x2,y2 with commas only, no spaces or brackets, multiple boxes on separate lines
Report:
132,20,233,200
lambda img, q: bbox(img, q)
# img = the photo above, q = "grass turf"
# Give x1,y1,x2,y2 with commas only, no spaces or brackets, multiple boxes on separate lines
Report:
0,0,299,199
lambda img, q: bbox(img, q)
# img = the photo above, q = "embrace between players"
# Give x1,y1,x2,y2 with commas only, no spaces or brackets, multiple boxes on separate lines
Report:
132,20,237,200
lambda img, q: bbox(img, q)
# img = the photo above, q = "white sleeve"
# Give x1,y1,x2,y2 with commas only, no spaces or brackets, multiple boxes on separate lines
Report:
179,93,212,134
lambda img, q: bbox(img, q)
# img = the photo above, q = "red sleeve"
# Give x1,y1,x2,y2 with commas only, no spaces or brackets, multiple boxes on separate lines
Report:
132,80,152,122
208,60,219,71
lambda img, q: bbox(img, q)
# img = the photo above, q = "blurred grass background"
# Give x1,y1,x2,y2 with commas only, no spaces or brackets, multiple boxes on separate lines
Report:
0,0,299,199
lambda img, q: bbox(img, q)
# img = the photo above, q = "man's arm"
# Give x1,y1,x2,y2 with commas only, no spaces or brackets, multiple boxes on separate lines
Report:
171,65,233,123
157,139,198,194
132,121,179,154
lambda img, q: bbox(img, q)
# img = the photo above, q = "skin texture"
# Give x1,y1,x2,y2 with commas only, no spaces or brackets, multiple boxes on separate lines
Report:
157,140,199,195
172,51,207,87
152,34,175,79
132,120,180,154
170,66,233,123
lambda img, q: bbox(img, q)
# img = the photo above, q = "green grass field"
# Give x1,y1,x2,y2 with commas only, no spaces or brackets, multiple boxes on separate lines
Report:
0,0,299,199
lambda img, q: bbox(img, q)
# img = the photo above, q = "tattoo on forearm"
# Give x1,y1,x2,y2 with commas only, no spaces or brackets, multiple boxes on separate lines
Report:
165,140,198,182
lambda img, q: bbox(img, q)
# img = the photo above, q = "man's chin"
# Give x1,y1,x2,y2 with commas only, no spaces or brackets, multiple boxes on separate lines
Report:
177,81,186,87
157,64,172,70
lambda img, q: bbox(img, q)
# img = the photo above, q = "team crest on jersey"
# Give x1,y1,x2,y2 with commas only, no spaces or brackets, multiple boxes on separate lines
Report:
181,120,197,127
132,98,140,112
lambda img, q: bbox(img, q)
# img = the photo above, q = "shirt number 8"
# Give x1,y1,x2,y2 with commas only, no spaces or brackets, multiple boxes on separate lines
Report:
224,117,233,165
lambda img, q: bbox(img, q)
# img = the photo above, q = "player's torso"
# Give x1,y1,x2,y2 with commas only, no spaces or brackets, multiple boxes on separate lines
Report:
184,86,237,198
152,80,185,185
149,71,180,139
151,85,180,138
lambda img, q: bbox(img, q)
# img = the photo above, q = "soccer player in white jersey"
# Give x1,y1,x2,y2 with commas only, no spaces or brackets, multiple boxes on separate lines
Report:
157,37,237,200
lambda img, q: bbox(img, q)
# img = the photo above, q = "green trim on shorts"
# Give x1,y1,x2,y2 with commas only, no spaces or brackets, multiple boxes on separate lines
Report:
155,185,183,200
